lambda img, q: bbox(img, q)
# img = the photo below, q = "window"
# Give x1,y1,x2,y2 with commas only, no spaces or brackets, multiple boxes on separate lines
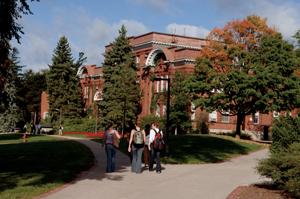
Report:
135,56,140,64
252,112,259,124
155,104,160,117
208,110,217,122
221,111,230,123
43,112,49,119
191,103,196,120
84,86,89,99
285,111,292,117
160,76,164,92
273,111,279,118
162,105,166,116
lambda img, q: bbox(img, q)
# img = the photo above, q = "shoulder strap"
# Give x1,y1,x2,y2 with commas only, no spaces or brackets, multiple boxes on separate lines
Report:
152,128,158,134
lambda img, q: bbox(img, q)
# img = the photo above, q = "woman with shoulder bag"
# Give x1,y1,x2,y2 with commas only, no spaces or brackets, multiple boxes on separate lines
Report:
103,124,121,173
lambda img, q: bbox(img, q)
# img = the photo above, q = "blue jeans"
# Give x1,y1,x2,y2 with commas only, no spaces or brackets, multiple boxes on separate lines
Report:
131,145,144,173
105,144,116,172
149,149,161,172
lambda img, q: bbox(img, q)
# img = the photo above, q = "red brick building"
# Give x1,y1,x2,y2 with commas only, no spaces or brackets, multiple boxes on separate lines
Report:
41,32,298,137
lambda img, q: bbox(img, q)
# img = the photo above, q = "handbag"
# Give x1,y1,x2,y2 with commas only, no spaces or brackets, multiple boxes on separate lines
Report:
113,131,120,148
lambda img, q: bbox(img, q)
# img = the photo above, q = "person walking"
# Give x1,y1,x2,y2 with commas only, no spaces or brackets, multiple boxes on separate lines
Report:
58,124,63,136
149,122,164,174
103,124,121,173
128,123,146,173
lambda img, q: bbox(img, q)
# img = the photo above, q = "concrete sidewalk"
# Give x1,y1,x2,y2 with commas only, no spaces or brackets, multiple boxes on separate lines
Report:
41,136,269,199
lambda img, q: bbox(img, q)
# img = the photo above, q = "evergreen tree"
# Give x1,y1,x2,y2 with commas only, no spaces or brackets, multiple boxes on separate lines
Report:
0,0,38,102
294,30,300,57
47,36,85,122
0,0,38,114
169,72,191,134
0,48,23,132
100,25,140,131
19,69,47,123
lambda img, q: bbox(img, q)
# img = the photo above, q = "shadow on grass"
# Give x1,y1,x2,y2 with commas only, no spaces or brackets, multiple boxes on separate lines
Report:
0,134,128,198
162,135,261,164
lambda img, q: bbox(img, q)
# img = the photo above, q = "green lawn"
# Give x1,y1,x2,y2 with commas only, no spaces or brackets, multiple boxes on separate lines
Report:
117,134,264,164
0,134,94,199
162,135,264,164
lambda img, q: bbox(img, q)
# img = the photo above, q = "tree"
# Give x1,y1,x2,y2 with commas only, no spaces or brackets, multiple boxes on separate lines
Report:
18,69,47,123
100,25,140,131
0,0,38,97
0,48,23,132
294,30,300,57
47,36,86,122
188,15,300,137
169,72,191,134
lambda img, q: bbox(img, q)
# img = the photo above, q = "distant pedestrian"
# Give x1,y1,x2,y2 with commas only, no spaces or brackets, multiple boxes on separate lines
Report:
103,124,121,173
143,124,151,168
23,124,29,143
128,123,145,173
149,122,164,174
58,124,63,136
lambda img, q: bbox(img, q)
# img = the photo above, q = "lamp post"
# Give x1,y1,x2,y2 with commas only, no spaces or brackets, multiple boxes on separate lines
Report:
54,108,62,125
152,77,171,154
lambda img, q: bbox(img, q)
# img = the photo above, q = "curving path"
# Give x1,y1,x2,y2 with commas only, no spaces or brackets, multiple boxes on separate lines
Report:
39,136,269,199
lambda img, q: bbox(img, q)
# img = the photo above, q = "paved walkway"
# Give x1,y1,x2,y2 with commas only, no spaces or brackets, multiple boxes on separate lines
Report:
41,136,269,199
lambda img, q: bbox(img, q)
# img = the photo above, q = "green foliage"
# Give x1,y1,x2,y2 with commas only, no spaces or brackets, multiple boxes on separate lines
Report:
0,0,39,101
169,72,191,134
17,69,47,123
270,115,300,153
100,25,140,130
257,142,300,198
62,117,98,132
293,30,300,57
47,36,86,122
257,115,300,197
140,114,162,130
188,31,300,137
0,48,23,132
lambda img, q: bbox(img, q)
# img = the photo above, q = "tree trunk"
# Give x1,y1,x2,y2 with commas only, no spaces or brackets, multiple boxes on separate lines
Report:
235,110,244,138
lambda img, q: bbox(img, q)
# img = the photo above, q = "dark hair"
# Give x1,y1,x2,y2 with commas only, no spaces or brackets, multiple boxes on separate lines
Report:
145,124,151,135
106,123,113,130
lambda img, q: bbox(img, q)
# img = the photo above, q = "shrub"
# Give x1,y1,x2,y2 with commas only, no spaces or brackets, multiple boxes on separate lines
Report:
140,115,162,130
257,115,300,198
257,142,300,198
271,115,300,153
62,117,99,132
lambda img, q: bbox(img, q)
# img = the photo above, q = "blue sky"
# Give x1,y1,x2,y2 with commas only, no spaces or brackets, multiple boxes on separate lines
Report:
14,0,300,71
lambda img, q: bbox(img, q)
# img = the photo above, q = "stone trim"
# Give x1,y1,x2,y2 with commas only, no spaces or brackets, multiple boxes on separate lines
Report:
133,40,202,50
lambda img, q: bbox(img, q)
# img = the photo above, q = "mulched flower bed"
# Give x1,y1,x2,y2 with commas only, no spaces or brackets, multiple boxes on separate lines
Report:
227,185,295,199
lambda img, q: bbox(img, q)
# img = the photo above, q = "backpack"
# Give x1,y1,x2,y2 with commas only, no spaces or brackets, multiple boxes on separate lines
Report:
133,130,144,145
153,129,165,150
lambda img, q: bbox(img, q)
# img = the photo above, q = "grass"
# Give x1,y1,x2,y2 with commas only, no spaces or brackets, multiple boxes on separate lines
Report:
116,134,264,164
162,134,264,164
0,133,94,199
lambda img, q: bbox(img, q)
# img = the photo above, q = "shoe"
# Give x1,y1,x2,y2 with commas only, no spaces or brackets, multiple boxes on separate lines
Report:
156,171,161,174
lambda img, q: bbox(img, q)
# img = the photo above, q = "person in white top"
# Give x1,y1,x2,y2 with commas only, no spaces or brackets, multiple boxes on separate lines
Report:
148,122,163,174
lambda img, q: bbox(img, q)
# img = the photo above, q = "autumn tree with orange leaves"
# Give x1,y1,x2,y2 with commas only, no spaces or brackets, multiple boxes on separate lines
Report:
187,15,300,137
